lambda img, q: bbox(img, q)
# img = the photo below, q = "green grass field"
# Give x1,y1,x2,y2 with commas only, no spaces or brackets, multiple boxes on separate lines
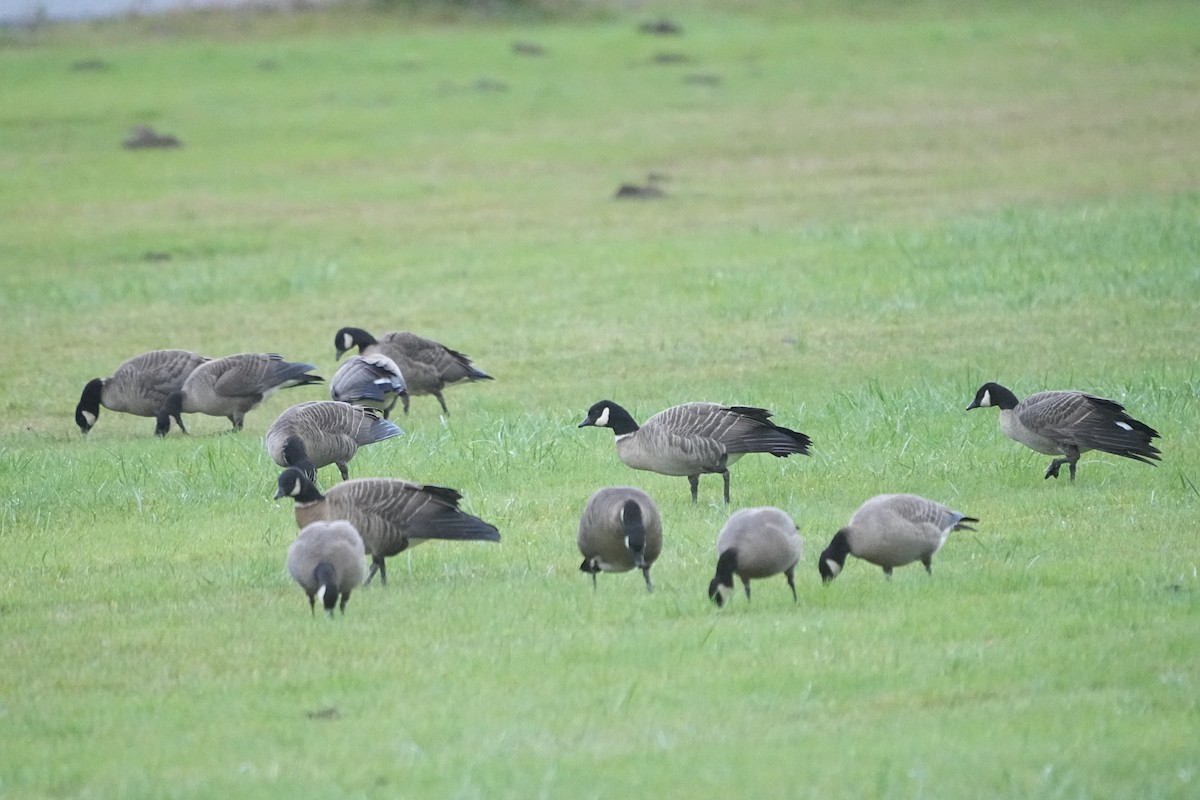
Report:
1,1,1198,797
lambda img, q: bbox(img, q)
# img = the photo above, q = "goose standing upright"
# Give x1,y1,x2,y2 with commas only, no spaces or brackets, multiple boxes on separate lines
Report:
966,382,1161,481
334,326,492,415
818,494,977,582
266,401,404,481
155,353,322,435
286,520,367,617
577,486,663,592
578,400,811,503
708,506,803,606
75,349,210,434
274,467,500,586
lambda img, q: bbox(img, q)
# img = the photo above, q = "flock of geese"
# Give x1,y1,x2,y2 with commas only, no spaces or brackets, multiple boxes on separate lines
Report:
74,326,1164,617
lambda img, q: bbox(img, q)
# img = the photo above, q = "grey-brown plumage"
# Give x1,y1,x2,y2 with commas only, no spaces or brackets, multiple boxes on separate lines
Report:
155,353,323,436
577,486,663,592
266,401,404,482
286,519,367,617
329,354,407,419
274,467,500,586
578,400,812,503
708,506,802,606
75,349,209,434
967,382,1161,481
818,494,977,582
334,326,493,416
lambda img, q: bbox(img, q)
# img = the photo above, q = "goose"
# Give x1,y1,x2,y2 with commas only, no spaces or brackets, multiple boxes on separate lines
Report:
577,400,812,503
155,353,323,436
75,349,209,434
329,354,407,418
577,486,663,592
274,467,500,586
333,326,493,415
708,506,803,606
966,382,1161,481
266,401,404,482
818,494,977,582
286,519,367,617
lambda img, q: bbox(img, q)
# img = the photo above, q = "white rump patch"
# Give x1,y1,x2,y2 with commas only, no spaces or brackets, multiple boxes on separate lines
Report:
1115,421,1133,431
593,406,610,427
82,410,97,426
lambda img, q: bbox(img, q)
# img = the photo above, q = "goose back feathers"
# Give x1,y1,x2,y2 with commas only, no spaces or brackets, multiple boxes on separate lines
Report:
967,382,1161,480
334,326,493,416
76,349,209,434
819,494,977,582
330,354,407,418
577,486,663,591
266,401,404,481
274,467,500,586
708,506,802,606
578,400,812,503
156,353,323,435
286,519,367,617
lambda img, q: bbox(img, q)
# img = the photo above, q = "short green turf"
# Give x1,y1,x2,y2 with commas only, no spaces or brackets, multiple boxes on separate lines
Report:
1,1,1197,797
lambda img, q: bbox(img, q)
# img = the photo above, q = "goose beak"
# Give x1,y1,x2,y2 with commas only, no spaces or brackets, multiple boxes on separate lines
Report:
965,399,980,410
273,487,286,500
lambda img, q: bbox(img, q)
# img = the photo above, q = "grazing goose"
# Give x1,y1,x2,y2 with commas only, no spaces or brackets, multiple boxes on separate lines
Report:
966,382,1161,481
274,467,500,586
708,506,803,606
329,354,407,418
266,401,404,482
578,400,812,503
818,494,977,582
75,349,209,434
155,353,323,436
286,520,367,617
333,326,493,415
577,486,663,592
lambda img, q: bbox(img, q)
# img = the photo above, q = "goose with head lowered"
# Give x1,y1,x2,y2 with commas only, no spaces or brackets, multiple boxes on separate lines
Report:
334,326,492,416
708,506,803,606
266,400,404,482
818,494,977,582
274,467,500,587
286,519,367,617
329,353,407,419
966,382,1161,481
578,400,811,503
577,486,663,592
155,352,323,436
76,349,210,435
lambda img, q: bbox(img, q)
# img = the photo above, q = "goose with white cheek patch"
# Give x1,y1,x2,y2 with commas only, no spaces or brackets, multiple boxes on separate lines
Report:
966,382,1161,481
819,494,977,582
577,486,663,592
334,326,492,416
708,506,803,607
286,519,367,617
76,349,210,434
274,467,500,587
155,353,323,436
578,400,811,504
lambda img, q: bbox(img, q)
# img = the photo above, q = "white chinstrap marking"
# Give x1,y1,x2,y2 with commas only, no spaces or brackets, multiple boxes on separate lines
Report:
979,389,992,407
316,585,327,604
290,478,302,497
824,559,842,578
81,410,97,426
593,406,610,427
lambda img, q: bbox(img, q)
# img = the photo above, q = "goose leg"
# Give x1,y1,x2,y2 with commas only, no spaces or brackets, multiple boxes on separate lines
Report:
785,567,797,602
1045,448,1080,481
173,414,188,434
364,556,386,586
435,392,449,416
741,576,752,600
401,394,411,415
336,462,350,481
922,557,933,575
883,566,893,580
688,474,700,503
721,469,731,504
642,566,654,593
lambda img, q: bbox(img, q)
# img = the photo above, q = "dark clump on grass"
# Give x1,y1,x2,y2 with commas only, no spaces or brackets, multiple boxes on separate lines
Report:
511,40,546,56
70,58,109,71
614,173,669,200
639,18,682,36
683,72,721,86
651,51,691,65
122,126,182,150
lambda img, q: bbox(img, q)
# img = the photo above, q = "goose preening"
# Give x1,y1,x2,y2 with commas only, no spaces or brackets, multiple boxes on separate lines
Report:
274,467,500,586
286,519,367,617
155,353,323,436
333,326,492,416
818,494,977,582
266,401,404,482
75,349,209,434
966,382,1161,481
577,400,812,503
577,486,663,592
329,354,407,419
708,506,803,606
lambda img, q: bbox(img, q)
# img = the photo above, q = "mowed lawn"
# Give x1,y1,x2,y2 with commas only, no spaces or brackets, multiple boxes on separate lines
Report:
1,1,1198,797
